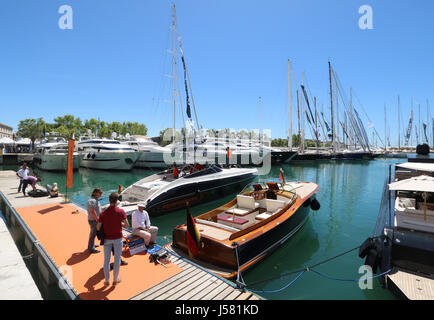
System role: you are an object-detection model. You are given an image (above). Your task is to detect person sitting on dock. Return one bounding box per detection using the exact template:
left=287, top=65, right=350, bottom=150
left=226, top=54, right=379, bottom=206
left=46, top=182, right=59, bottom=198
left=97, top=193, right=129, bottom=286
left=131, top=203, right=158, bottom=248
left=16, top=162, right=29, bottom=193
left=21, top=175, right=41, bottom=196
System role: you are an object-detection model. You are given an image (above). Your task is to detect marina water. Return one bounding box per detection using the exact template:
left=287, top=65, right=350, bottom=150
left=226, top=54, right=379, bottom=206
left=0, top=159, right=404, bottom=299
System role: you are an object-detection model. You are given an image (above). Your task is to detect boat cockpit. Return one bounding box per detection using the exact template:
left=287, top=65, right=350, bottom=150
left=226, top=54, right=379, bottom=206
left=194, top=182, right=297, bottom=235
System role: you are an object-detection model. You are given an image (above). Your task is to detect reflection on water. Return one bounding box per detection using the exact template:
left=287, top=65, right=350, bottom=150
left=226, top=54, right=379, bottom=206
left=1, top=159, right=405, bottom=299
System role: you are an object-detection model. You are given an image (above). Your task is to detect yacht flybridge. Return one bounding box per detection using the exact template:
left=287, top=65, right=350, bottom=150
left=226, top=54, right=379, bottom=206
left=77, top=139, right=140, bottom=170
left=118, top=164, right=258, bottom=216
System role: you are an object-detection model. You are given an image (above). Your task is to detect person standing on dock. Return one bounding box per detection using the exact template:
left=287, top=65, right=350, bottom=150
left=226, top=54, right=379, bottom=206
left=87, top=188, right=102, bottom=254
left=97, top=193, right=129, bottom=286
left=16, top=162, right=29, bottom=193
left=131, top=203, right=158, bottom=248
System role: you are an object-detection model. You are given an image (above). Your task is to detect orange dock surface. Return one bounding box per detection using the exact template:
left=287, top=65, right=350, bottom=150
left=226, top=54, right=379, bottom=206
left=16, top=203, right=183, bottom=300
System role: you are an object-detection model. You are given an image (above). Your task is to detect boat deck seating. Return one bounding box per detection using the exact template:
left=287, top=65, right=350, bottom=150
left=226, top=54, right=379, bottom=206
left=228, top=195, right=260, bottom=216
left=394, top=197, right=434, bottom=233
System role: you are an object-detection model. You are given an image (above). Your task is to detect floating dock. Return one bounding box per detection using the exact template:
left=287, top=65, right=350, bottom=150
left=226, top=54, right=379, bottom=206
left=0, top=217, right=42, bottom=299
left=386, top=268, right=434, bottom=300
left=0, top=170, right=261, bottom=300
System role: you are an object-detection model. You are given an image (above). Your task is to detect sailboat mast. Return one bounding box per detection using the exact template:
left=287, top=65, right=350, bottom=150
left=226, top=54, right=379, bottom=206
left=172, top=4, right=176, bottom=144
left=350, top=86, right=353, bottom=148
left=398, top=95, right=401, bottom=150
left=384, top=103, right=387, bottom=151
left=301, top=72, right=305, bottom=154
left=419, top=103, right=421, bottom=145
left=315, top=97, right=319, bottom=152
left=328, top=62, right=335, bottom=152
left=297, top=90, right=301, bottom=152
left=288, top=59, right=292, bottom=150
left=334, top=71, right=339, bottom=151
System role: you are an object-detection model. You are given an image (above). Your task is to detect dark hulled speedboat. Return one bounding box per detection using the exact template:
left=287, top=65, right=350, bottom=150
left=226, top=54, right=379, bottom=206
left=119, top=165, right=258, bottom=216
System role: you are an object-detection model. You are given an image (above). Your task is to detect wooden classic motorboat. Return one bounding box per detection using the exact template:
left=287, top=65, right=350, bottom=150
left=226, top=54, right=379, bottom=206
left=171, top=180, right=320, bottom=278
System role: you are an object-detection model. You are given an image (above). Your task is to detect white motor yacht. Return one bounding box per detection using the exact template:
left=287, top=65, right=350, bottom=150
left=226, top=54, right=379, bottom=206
left=77, top=139, right=140, bottom=170
left=123, top=136, right=171, bottom=169
left=34, top=142, right=81, bottom=171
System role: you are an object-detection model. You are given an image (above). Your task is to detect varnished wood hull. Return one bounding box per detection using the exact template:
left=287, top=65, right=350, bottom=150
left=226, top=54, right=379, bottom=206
left=172, top=203, right=312, bottom=275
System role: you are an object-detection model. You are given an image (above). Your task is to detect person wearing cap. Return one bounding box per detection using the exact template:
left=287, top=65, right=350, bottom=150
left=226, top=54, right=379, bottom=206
left=131, top=203, right=158, bottom=247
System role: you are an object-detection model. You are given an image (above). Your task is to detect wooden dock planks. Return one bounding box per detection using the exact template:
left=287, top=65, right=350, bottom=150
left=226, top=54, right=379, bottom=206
left=131, top=254, right=262, bottom=300
left=0, top=170, right=262, bottom=301
left=387, top=268, right=434, bottom=300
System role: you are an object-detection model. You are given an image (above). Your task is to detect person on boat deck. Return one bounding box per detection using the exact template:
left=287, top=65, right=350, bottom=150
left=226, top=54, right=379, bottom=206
left=22, top=175, right=41, bottom=196
left=16, top=162, right=29, bottom=193
left=97, top=193, right=129, bottom=286
left=132, top=203, right=158, bottom=247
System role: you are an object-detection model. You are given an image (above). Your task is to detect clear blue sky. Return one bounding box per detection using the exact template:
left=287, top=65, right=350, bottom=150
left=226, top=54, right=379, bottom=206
left=1, top=0, right=434, bottom=146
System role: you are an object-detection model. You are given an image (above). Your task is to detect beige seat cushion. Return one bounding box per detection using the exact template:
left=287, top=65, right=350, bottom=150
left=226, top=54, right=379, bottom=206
left=266, top=199, right=286, bottom=213
left=237, top=195, right=257, bottom=210
left=255, top=212, right=271, bottom=221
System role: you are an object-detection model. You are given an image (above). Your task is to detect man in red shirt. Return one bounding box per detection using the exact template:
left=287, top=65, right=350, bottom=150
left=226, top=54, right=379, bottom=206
left=97, top=193, right=129, bottom=286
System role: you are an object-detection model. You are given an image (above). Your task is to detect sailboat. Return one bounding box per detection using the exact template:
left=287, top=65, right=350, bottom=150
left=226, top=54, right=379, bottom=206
left=116, top=4, right=258, bottom=216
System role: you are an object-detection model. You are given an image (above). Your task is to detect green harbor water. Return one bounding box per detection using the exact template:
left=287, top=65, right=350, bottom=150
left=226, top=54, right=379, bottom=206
left=0, top=159, right=404, bottom=300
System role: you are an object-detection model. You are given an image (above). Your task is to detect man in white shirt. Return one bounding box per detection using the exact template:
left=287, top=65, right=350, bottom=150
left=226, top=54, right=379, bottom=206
left=16, top=163, right=29, bottom=193
left=131, top=203, right=158, bottom=247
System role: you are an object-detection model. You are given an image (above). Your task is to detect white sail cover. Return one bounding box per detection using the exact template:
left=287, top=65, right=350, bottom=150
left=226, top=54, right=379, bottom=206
left=397, top=162, right=434, bottom=173
left=389, top=175, right=434, bottom=192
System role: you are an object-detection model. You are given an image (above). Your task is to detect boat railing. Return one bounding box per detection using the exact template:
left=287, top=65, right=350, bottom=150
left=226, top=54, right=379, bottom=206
left=373, top=177, right=389, bottom=237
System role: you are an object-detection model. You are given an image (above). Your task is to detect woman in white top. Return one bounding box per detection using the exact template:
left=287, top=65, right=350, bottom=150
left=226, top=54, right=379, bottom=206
left=131, top=203, right=158, bottom=246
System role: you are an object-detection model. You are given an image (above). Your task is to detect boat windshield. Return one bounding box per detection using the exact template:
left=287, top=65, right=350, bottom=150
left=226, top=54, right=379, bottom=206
left=183, top=165, right=222, bottom=179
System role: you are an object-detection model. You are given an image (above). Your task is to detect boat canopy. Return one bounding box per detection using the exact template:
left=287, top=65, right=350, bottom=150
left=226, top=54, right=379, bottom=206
left=388, top=175, right=434, bottom=193
left=396, top=162, right=434, bottom=173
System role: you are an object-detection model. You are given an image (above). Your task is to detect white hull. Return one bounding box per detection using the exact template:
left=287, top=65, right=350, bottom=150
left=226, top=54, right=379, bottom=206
left=34, top=154, right=81, bottom=171
left=80, top=151, right=140, bottom=170
left=134, top=151, right=171, bottom=169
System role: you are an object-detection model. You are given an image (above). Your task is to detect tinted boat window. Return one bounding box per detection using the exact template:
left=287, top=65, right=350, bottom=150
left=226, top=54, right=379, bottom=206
left=183, top=165, right=222, bottom=179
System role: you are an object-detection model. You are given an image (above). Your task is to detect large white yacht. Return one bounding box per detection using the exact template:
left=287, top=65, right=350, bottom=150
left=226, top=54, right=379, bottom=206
left=34, top=142, right=81, bottom=171
left=122, top=136, right=172, bottom=169
left=77, top=138, right=140, bottom=170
